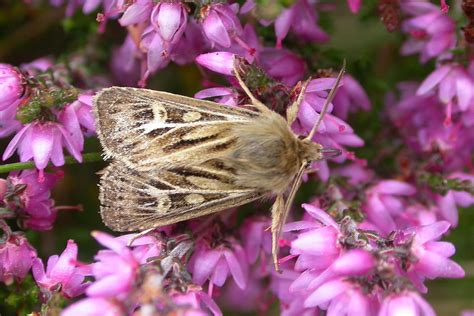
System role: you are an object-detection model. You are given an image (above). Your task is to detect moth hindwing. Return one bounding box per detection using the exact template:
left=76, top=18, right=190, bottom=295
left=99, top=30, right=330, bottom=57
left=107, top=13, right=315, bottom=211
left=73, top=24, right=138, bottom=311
left=94, top=87, right=265, bottom=231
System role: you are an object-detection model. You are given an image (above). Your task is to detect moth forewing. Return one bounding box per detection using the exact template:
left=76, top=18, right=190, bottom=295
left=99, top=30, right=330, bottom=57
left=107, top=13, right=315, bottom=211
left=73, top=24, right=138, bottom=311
left=93, top=87, right=259, bottom=171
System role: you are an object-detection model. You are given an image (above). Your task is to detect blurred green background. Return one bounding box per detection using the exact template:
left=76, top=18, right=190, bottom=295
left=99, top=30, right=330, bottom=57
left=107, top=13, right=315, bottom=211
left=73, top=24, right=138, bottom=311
left=0, top=0, right=472, bottom=314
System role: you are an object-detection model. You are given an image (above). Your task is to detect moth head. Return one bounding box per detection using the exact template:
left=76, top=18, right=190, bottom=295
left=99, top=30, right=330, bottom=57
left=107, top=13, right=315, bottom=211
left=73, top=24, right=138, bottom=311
left=299, top=138, right=342, bottom=163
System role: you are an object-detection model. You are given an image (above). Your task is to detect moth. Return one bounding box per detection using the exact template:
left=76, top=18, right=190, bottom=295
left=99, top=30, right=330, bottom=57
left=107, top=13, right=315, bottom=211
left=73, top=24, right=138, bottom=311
left=93, top=61, right=345, bottom=270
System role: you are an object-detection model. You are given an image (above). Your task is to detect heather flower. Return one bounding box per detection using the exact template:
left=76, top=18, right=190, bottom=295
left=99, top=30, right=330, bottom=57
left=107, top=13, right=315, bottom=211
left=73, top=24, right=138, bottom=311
left=274, top=0, right=329, bottom=48
left=111, top=35, right=142, bottom=86
left=333, top=75, right=371, bottom=120
left=189, top=236, right=249, bottom=291
left=0, top=102, right=21, bottom=138
left=118, top=0, right=153, bottom=26
left=33, top=240, right=90, bottom=298
left=70, top=93, right=96, bottom=136
left=220, top=270, right=268, bottom=313
left=379, top=291, right=435, bottom=316
left=271, top=268, right=319, bottom=316
left=400, top=1, right=456, bottom=63
left=260, top=48, right=306, bottom=86
left=20, top=57, right=53, bottom=75
left=150, top=1, right=187, bottom=47
left=417, top=63, right=474, bottom=113
left=436, top=173, right=474, bottom=226
left=194, top=87, right=238, bottom=106
left=0, top=63, right=25, bottom=111
left=296, top=249, right=375, bottom=292
left=304, top=278, right=377, bottom=315
left=139, top=26, right=171, bottom=84
left=61, top=297, right=124, bottom=316
left=85, top=231, right=141, bottom=299
left=170, top=288, right=223, bottom=316
left=200, top=3, right=243, bottom=48
left=363, top=180, right=416, bottom=235
left=3, top=121, right=83, bottom=176
left=332, top=162, right=374, bottom=185
left=0, top=227, right=37, bottom=285
left=195, top=52, right=235, bottom=76
left=167, top=21, right=206, bottom=66
left=289, top=204, right=341, bottom=271
left=388, top=82, right=474, bottom=171
left=6, top=169, right=62, bottom=231
left=394, top=221, right=465, bottom=292
left=239, top=217, right=272, bottom=265
left=347, top=0, right=362, bottom=13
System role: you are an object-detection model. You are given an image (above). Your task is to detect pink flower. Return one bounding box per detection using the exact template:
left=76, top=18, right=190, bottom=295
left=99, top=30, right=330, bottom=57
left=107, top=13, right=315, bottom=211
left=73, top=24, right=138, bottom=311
left=333, top=75, right=371, bottom=120
left=200, top=3, right=243, bottom=48
left=195, top=52, right=235, bottom=76
left=395, top=221, right=465, bottom=292
left=260, top=48, right=306, bottom=86
left=170, top=289, right=223, bottom=316
left=363, top=180, right=416, bottom=234
left=139, top=26, right=171, bottom=84
left=400, top=2, right=456, bottom=63
left=151, top=1, right=187, bottom=46
left=0, top=228, right=37, bottom=285
left=304, top=278, right=377, bottom=315
left=111, top=35, right=142, bottom=86
left=417, top=63, right=474, bottom=112
left=239, top=217, right=272, bottom=265
left=0, top=101, right=21, bottom=138
left=3, top=120, right=83, bottom=175
left=295, top=249, right=375, bottom=292
left=33, top=240, right=89, bottom=298
left=435, top=172, right=474, bottom=226
left=194, top=87, right=238, bottom=106
left=86, top=231, right=141, bottom=299
left=0, top=64, right=25, bottom=111
left=61, top=297, right=124, bottom=316
left=275, top=0, right=329, bottom=48
left=379, top=291, right=435, bottom=316
left=171, top=19, right=208, bottom=65
left=289, top=204, right=341, bottom=271
left=347, top=0, right=362, bottom=13
left=6, top=169, right=62, bottom=230
left=189, top=237, right=249, bottom=291
left=388, top=82, right=474, bottom=171
left=118, top=0, right=153, bottom=26
left=70, top=93, right=96, bottom=136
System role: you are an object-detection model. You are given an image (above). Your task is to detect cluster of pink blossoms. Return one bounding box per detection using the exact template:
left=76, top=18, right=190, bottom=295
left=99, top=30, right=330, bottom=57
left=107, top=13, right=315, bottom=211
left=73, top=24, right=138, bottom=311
left=1, top=0, right=473, bottom=315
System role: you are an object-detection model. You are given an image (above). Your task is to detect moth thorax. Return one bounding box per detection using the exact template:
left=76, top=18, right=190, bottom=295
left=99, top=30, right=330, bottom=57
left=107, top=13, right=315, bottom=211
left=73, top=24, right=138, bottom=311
left=298, top=139, right=323, bottom=162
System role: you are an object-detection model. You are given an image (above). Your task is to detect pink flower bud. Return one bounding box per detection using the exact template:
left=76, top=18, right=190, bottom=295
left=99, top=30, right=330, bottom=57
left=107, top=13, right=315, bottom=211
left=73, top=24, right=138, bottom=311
left=151, top=1, right=188, bottom=45
left=200, top=4, right=243, bottom=48
left=0, top=64, right=25, bottom=111
left=0, top=232, right=37, bottom=285
left=195, top=52, right=235, bottom=76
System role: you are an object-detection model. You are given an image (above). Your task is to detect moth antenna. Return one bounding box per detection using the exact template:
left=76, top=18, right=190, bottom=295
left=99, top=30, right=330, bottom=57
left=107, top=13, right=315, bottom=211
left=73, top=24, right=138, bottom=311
left=306, top=59, right=346, bottom=141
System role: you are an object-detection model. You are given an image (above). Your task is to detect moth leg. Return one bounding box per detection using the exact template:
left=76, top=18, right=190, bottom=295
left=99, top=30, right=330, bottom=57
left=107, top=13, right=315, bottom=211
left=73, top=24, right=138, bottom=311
left=271, top=194, right=286, bottom=272
left=286, top=78, right=311, bottom=125
left=232, top=60, right=270, bottom=113
left=127, top=227, right=156, bottom=247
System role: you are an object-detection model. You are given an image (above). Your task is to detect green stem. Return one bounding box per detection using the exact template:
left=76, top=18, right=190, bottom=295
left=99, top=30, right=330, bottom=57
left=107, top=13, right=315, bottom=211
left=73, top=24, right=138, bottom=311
left=0, top=152, right=103, bottom=174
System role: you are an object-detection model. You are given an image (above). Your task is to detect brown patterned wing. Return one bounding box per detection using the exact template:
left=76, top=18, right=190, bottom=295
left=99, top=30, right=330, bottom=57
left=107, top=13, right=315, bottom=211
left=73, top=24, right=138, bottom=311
left=93, top=87, right=258, bottom=171
left=99, top=160, right=264, bottom=232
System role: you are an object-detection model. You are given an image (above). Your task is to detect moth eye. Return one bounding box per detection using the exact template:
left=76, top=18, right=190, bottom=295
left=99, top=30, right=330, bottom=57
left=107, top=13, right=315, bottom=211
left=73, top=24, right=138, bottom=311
left=185, top=193, right=205, bottom=205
